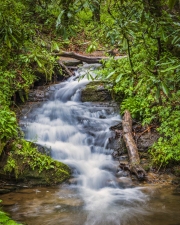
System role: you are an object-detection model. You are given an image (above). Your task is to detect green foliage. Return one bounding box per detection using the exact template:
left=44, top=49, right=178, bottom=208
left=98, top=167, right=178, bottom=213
left=0, top=107, right=18, bottom=155
left=0, top=108, right=17, bottom=140
left=149, top=108, right=180, bottom=165
left=96, top=0, right=180, bottom=166
left=86, top=42, right=98, bottom=53
left=0, top=0, right=179, bottom=171
left=0, top=0, right=60, bottom=157
left=0, top=204, right=21, bottom=225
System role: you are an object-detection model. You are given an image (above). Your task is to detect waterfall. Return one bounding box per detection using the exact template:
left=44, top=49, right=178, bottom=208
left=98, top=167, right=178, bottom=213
left=22, top=64, right=149, bottom=225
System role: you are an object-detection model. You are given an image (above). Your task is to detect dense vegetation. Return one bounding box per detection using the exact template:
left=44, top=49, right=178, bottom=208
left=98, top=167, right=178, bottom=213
left=0, top=0, right=179, bottom=168
left=96, top=0, right=180, bottom=166
left=0, top=0, right=179, bottom=223
left=0, top=0, right=179, bottom=173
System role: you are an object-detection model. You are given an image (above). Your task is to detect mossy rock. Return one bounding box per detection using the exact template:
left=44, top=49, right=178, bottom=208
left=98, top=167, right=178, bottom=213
left=81, top=81, right=112, bottom=102
left=17, top=161, right=71, bottom=186
left=0, top=139, right=71, bottom=186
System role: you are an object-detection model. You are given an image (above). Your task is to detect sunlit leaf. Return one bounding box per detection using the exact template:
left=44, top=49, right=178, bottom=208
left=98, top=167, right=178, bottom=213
left=161, top=64, right=180, bottom=72
left=115, top=74, right=123, bottom=83
left=161, top=82, right=169, bottom=97
left=106, top=71, right=115, bottom=79
left=155, top=87, right=160, bottom=102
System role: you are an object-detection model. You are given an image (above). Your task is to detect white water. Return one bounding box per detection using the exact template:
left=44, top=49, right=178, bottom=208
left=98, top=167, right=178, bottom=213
left=22, top=65, right=150, bottom=225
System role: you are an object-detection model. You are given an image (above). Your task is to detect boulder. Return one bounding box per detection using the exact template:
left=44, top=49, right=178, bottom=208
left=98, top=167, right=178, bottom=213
left=81, top=81, right=112, bottom=102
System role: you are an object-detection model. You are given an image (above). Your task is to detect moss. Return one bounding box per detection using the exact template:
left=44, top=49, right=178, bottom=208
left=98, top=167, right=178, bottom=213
left=173, top=166, right=180, bottom=177
left=1, top=139, right=70, bottom=186
left=81, top=81, right=112, bottom=102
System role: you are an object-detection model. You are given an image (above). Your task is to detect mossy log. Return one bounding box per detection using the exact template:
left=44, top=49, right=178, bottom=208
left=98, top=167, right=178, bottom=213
left=52, top=51, right=125, bottom=64
left=122, top=110, right=147, bottom=180
left=52, top=51, right=106, bottom=63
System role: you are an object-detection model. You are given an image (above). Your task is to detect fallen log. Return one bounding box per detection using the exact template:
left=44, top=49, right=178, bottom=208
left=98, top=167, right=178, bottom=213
left=52, top=51, right=125, bottom=64
left=52, top=51, right=106, bottom=63
left=122, top=110, right=147, bottom=180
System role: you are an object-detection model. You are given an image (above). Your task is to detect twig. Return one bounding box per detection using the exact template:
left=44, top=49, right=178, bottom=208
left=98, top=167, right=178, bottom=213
left=57, top=60, right=73, bottom=77
left=136, top=125, right=157, bottom=140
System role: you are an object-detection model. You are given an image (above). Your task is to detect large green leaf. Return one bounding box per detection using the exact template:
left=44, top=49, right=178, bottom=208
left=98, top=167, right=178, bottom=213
left=161, top=64, right=180, bottom=73
left=161, top=82, right=169, bottom=97
left=106, top=71, right=115, bottom=79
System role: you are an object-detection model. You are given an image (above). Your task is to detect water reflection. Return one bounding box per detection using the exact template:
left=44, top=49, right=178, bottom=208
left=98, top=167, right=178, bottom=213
left=1, top=185, right=180, bottom=225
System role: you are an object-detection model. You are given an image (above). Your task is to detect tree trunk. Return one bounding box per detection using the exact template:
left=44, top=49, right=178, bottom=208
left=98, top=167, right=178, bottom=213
left=52, top=51, right=125, bottom=63
left=122, top=110, right=147, bottom=180
left=52, top=51, right=107, bottom=63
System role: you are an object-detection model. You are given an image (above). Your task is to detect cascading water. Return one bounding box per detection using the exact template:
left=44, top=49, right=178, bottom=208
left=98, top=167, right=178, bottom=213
left=20, top=65, right=150, bottom=225
left=1, top=65, right=180, bottom=225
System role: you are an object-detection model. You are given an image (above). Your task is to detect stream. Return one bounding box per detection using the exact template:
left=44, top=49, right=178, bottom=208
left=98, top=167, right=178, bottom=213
left=1, top=64, right=180, bottom=225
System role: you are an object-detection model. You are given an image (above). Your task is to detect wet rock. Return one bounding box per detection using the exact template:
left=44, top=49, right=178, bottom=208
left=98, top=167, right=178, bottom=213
left=116, top=177, right=134, bottom=188
left=100, top=163, right=118, bottom=173
left=99, top=115, right=106, bottom=119
left=0, top=189, right=11, bottom=194
left=0, top=151, right=70, bottom=188
left=28, top=88, right=51, bottom=102
left=0, top=182, right=18, bottom=194
left=81, top=81, right=112, bottom=102
left=116, top=169, right=129, bottom=178
left=68, top=178, right=79, bottom=185
left=33, top=143, right=51, bottom=156
left=131, top=175, right=139, bottom=183
left=111, top=138, right=127, bottom=158
left=119, top=160, right=129, bottom=165
left=137, top=131, right=160, bottom=152
left=173, top=185, right=180, bottom=195
left=119, top=155, right=128, bottom=161
left=61, top=59, right=82, bottom=66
